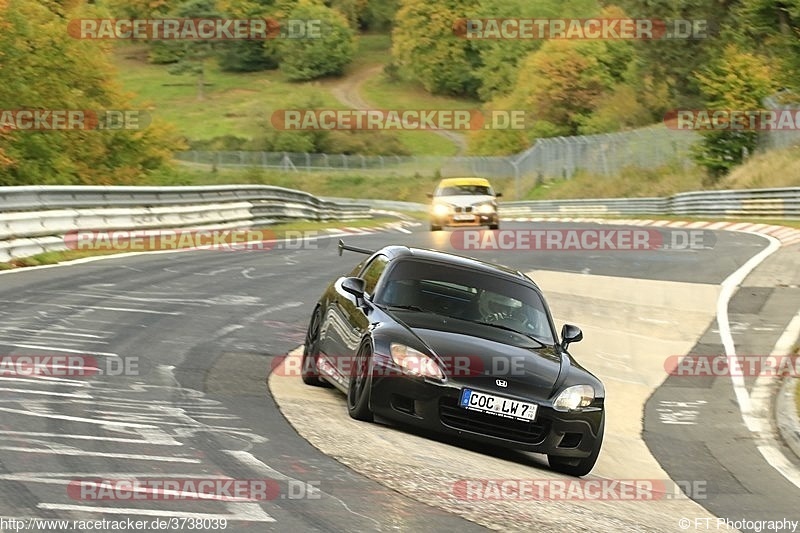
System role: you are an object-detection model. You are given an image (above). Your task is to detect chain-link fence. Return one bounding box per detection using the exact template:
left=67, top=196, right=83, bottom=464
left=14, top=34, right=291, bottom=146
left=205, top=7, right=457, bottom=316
left=176, top=125, right=699, bottom=181
left=440, top=126, right=699, bottom=182
left=174, top=150, right=448, bottom=177
left=175, top=94, right=800, bottom=183
left=759, top=93, right=800, bottom=152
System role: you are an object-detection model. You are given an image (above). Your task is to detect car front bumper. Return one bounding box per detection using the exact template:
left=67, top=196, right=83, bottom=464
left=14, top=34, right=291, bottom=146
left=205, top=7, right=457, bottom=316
left=431, top=213, right=498, bottom=227
left=369, top=365, right=603, bottom=457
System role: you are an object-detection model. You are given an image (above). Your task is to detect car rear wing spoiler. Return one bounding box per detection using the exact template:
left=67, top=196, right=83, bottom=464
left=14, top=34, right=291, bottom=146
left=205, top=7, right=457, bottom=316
left=338, top=239, right=374, bottom=256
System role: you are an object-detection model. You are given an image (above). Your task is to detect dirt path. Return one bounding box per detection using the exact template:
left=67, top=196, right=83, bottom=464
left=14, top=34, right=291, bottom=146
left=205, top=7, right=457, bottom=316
left=329, top=65, right=468, bottom=155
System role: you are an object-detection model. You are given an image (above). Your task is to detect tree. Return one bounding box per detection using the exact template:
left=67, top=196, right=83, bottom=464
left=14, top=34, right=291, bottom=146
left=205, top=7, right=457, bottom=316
left=691, top=44, right=778, bottom=180
left=279, top=0, right=356, bottom=81
left=216, top=0, right=283, bottom=72
left=166, top=0, right=223, bottom=100
left=612, top=0, right=736, bottom=108
left=361, top=0, right=398, bottom=31
left=731, top=0, right=800, bottom=92
left=507, top=40, right=615, bottom=136
left=472, top=0, right=600, bottom=101
left=0, top=0, right=181, bottom=186
left=391, top=0, right=482, bottom=97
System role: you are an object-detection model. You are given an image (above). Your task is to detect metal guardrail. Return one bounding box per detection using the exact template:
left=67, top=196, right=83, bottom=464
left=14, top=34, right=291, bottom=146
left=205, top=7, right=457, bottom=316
left=326, top=187, right=800, bottom=220
left=501, top=197, right=669, bottom=216
left=2, top=185, right=796, bottom=263
left=0, top=185, right=371, bottom=263
left=499, top=187, right=800, bottom=219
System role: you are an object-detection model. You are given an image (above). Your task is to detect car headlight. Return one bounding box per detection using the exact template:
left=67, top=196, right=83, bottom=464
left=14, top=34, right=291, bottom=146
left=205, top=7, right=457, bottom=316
left=390, top=343, right=444, bottom=379
left=475, top=202, right=496, bottom=214
left=553, top=385, right=595, bottom=410
left=432, top=203, right=451, bottom=217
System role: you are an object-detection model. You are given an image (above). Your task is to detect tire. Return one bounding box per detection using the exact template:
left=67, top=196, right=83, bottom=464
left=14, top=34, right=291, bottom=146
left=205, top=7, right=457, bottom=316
left=301, top=308, right=331, bottom=387
left=430, top=223, right=442, bottom=231
left=489, top=223, right=499, bottom=230
left=547, top=413, right=604, bottom=477
left=347, top=343, right=374, bottom=422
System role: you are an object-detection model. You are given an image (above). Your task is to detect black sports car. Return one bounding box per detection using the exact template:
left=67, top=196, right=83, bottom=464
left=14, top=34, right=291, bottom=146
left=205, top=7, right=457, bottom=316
left=301, top=240, right=605, bottom=476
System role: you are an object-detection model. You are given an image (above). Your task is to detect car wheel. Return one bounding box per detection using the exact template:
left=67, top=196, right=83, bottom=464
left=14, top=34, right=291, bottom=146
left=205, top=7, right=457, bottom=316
left=347, top=343, right=374, bottom=422
left=489, top=223, right=499, bottom=230
left=430, top=223, right=442, bottom=231
left=301, top=308, right=331, bottom=387
left=547, top=413, right=604, bottom=477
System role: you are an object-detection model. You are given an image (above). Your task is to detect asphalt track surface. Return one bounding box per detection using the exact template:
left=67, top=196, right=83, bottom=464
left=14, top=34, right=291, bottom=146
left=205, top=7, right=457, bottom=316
left=0, top=221, right=796, bottom=532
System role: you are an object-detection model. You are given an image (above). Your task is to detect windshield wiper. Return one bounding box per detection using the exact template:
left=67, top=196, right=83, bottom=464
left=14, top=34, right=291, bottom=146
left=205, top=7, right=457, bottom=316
left=383, top=305, right=460, bottom=320
left=472, top=321, right=549, bottom=347
left=384, top=304, right=432, bottom=313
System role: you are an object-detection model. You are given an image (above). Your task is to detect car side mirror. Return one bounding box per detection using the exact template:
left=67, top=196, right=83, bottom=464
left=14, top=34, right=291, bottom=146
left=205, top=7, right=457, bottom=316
left=560, top=324, right=583, bottom=350
left=495, top=192, right=503, bottom=198
left=341, top=277, right=366, bottom=299
left=338, top=276, right=368, bottom=307
left=426, top=193, right=434, bottom=198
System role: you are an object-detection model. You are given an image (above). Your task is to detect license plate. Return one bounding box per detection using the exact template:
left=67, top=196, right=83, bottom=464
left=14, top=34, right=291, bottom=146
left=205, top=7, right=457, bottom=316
left=453, top=214, right=475, bottom=221
left=459, top=389, right=538, bottom=421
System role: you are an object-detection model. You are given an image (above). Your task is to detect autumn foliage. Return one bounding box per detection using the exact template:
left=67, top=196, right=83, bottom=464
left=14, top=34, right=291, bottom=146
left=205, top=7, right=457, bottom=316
left=0, top=0, right=183, bottom=185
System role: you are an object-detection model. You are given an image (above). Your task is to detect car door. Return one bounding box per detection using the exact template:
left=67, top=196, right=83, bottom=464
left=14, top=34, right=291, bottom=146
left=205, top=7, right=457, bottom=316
left=323, top=254, right=389, bottom=385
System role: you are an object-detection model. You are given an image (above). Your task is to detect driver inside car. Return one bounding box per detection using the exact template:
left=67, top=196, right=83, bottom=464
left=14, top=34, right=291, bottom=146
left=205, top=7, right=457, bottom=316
left=478, top=291, right=537, bottom=334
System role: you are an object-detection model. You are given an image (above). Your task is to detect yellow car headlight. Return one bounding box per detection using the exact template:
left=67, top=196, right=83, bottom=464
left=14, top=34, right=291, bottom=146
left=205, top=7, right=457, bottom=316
left=476, top=203, right=496, bottom=214
left=432, top=204, right=451, bottom=217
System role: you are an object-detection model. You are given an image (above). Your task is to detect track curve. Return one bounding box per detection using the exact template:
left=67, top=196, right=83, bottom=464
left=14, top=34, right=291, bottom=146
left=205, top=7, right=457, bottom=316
left=0, top=222, right=796, bottom=532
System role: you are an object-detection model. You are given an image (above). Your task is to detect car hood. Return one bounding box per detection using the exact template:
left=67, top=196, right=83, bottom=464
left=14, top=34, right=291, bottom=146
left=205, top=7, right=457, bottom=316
left=433, top=194, right=495, bottom=208
left=393, top=311, right=565, bottom=399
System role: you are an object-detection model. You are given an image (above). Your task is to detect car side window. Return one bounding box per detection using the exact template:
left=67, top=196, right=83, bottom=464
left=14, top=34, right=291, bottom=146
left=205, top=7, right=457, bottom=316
left=359, top=255, right=389, bottom=295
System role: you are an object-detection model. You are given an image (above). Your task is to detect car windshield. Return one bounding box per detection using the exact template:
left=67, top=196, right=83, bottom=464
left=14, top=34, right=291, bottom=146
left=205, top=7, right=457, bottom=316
left=437, top=185, right=492, bottom=196
left=376, top=259, right=555, bottom=344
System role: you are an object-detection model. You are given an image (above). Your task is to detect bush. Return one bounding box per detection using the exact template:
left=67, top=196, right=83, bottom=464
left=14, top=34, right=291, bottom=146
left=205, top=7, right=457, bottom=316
left=217, top=40, right=280, bottom=72
left=279, top=2, right=356, bottom=81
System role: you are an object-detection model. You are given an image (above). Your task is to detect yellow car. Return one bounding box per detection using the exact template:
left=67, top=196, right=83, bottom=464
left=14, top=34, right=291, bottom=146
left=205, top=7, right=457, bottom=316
left=427, top=177, right=502, bottom=231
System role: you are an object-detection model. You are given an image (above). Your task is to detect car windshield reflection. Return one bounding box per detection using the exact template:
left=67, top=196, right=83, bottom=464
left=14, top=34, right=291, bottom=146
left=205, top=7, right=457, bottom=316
left=376, top=259, right=556, bottom=345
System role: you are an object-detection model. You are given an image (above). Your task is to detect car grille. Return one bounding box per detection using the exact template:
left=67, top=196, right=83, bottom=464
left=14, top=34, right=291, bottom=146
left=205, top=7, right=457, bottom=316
left=454, top=206, right=473, bottom=213
left=439, top=397, right=549, bottom=445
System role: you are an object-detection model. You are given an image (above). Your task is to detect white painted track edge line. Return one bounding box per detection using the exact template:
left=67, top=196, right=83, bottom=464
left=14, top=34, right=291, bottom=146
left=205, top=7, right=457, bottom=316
left=716, top=231, right=800, bottom=489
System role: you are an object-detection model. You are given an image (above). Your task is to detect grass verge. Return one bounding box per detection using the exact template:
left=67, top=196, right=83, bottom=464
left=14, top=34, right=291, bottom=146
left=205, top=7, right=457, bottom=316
left=0, top=217, right=398, bottom=272
left=146, top=164, right=443, bottom=202
left=344, top=33, right=393, bottom=72
left=795, top=375, right=800, bottom=416
left=795, top=344, right=800, bottom=415
left=116, top=44, right=343, bottom=141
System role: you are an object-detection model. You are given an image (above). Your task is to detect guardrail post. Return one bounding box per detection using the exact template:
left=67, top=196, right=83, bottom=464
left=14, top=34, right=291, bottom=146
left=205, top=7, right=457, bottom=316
left=511, top=160, right=520, bottom=199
